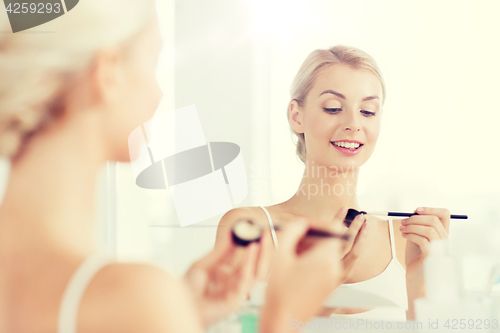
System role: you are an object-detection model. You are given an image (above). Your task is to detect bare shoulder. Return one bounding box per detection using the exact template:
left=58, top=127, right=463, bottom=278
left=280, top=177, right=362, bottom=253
left=79, top=262, right=203, bottom=333
left=215, top=206, right=269, bottom=243
left=218, top=206, right=266, bottom=226
left=218, top=203, right=294, bottom=228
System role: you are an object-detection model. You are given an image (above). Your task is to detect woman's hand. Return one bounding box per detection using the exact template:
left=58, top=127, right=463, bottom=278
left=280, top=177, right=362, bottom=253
left=401, top=207, right=450, bottom=319
left=313, top=211, right=369, bottom=317
left=184, top=227, right=264, bottom=328
left=260, top=209, right=346, bottom=333
left=295, top=209, right=369, bottom=285
left=401, top=207, right=450, bottom=272
left=214, top=208, right=274, bottom=283
left=339, top=212, right=370, bottom=283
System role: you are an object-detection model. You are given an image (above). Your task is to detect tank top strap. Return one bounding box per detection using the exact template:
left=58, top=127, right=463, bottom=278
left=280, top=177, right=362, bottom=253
left=258, top=206, right=278, bottom=249
left=58, top=253, right=114, bottom=333
left=388, top=219, right=397, bottom=259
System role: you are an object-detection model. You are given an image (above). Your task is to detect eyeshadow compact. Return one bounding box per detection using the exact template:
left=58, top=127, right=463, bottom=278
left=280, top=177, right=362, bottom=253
left=231, top=219, right=263, bottom=246
left=343, top=208, right=367, bottom=228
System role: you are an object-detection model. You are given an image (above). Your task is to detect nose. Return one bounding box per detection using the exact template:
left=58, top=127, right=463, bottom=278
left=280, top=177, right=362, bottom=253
left=344, top=125, right=360, bottom=132
left=342, top=110, right=361, bottom=132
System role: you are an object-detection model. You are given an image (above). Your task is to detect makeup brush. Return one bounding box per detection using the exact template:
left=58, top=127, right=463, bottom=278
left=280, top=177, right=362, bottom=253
left=230, top=219, right=263, bottom=266
left=272, top=225, right=350, bottom=241
left=343, top=208, right=468, bottom=227
left=230, top=220, right=349, bottom=266
left=232, top=218, right=351, bottom=242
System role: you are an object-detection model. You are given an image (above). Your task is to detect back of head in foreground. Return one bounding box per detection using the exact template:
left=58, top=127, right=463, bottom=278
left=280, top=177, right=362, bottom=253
left=0, top=1, right=197, bottom=332
left=0, top=2, right=345, bottom=332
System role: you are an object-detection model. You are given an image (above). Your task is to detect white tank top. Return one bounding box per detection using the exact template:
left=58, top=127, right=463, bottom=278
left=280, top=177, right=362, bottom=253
left=58, top=254, right=113, bottom=333
left=258, top=206, right=408, bottom=321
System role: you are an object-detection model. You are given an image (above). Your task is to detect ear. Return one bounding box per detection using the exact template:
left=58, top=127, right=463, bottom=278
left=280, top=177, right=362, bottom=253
left=289, top=100, right=304, bottom=134
left=89, top=47, right=126, bottom=108
left=85, top=48, right=130, bottom=160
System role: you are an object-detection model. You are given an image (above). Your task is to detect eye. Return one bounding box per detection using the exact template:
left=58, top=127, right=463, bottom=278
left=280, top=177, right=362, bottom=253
left=361, top=110, right=376, bottom=117
left=324, top=108, right=342, bottom=114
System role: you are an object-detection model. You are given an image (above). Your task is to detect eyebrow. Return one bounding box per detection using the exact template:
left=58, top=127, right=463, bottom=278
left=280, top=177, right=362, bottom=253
left=319, top=90, right=380, bottom=102
left=319, top=90, right=345, bottom=99
left=361, top=95, right=380, bottom=102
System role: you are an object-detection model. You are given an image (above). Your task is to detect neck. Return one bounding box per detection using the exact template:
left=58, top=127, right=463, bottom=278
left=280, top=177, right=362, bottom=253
left=0, top=110, right=107, bottom=260
left=286, top=159, right=361, bottom=222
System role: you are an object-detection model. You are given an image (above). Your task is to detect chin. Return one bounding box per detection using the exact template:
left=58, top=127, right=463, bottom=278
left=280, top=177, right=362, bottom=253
left=332, top=151, right=374, bottom=170
left=118, top=149, right=134, bottom=163
left=107, top=144, right=134, bottom=163
left=332, top=162, right=362, bottom=172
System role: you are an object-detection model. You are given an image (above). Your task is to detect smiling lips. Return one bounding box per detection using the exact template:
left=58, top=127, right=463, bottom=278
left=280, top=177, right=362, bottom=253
left=330, top=140, right=364, bottom=155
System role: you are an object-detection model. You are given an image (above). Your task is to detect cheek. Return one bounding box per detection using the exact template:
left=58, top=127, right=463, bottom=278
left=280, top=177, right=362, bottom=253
left=138, top=70, right=162, bottom=115
left=365, top=119, right=381, bottom=143
left=114, top=73, right=161, bottom=161
left=126, top=71, right=162, bottom=125
left=305, top=113, right=335, bottom=139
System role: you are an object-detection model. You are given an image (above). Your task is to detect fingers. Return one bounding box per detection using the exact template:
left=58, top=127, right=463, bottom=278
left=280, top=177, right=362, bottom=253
left=342, top=213, right=366, bottom=256
left=190, top=225, right=260, bottom=295
left=277, top=218, right=309, bottom=253
left=299, top=232, right=345, bottom=289
left=207, top=262, right=234, bottom=296
left=414, top=207, right=451, bottom=232
left=255, top=231, right=273, bottom=280
left=305, top=228, right=344, bottom=259
left=400, top=223, right=442, bottom=242
left=402, top=214, right=448, bottom=239
left=342, top=221, right=369, bottom=280
left=347, top=212, right=366, bottom=235
left=208, top=243, right=258, bottom=296
left=331, top=207, right=349, bottom=229
left=345, top=219, right=369, bottom=261
left=184, top=266, right=208, bottom=297
left=234, top=242, right=260, bottom=296
left=402, top=233, right=430, bottom=257
left=415, top=207, right=450, bottom=220
left=194, top=228, right=234, bottom=270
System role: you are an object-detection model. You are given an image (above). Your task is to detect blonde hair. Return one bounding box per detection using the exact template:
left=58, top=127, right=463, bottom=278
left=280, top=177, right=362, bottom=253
left=288, top=45, right=386, bottom=163
left=0, top=0, right=155, bottom=159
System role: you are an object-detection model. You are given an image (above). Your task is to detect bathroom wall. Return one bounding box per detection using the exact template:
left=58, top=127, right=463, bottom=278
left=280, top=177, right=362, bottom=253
left=112, top=0, right=500, bottom=287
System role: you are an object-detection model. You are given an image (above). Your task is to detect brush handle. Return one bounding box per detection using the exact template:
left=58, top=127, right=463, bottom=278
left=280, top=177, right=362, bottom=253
left=273, top=225, right=350, bottom=241
left=305, top=229, right=350, bottom=241
left=450, top=214, right=468, bottom=219
left=387, top=212, right=468, bottom=219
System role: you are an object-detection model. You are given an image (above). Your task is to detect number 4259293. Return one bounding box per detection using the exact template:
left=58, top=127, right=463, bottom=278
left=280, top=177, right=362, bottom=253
left=6, top=2, right=62, bottom=14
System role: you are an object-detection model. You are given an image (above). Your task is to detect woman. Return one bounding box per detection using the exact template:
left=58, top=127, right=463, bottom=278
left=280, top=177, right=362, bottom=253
left=0, top=1, right=345, bottom=332
left=216, top=45, right=451, bottom=321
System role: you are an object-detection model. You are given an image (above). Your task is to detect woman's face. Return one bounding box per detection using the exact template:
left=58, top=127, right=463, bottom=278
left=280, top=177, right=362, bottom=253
left=103, top=19, right=163, bottom=162
left=291, top=64, right=383, bottom=171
